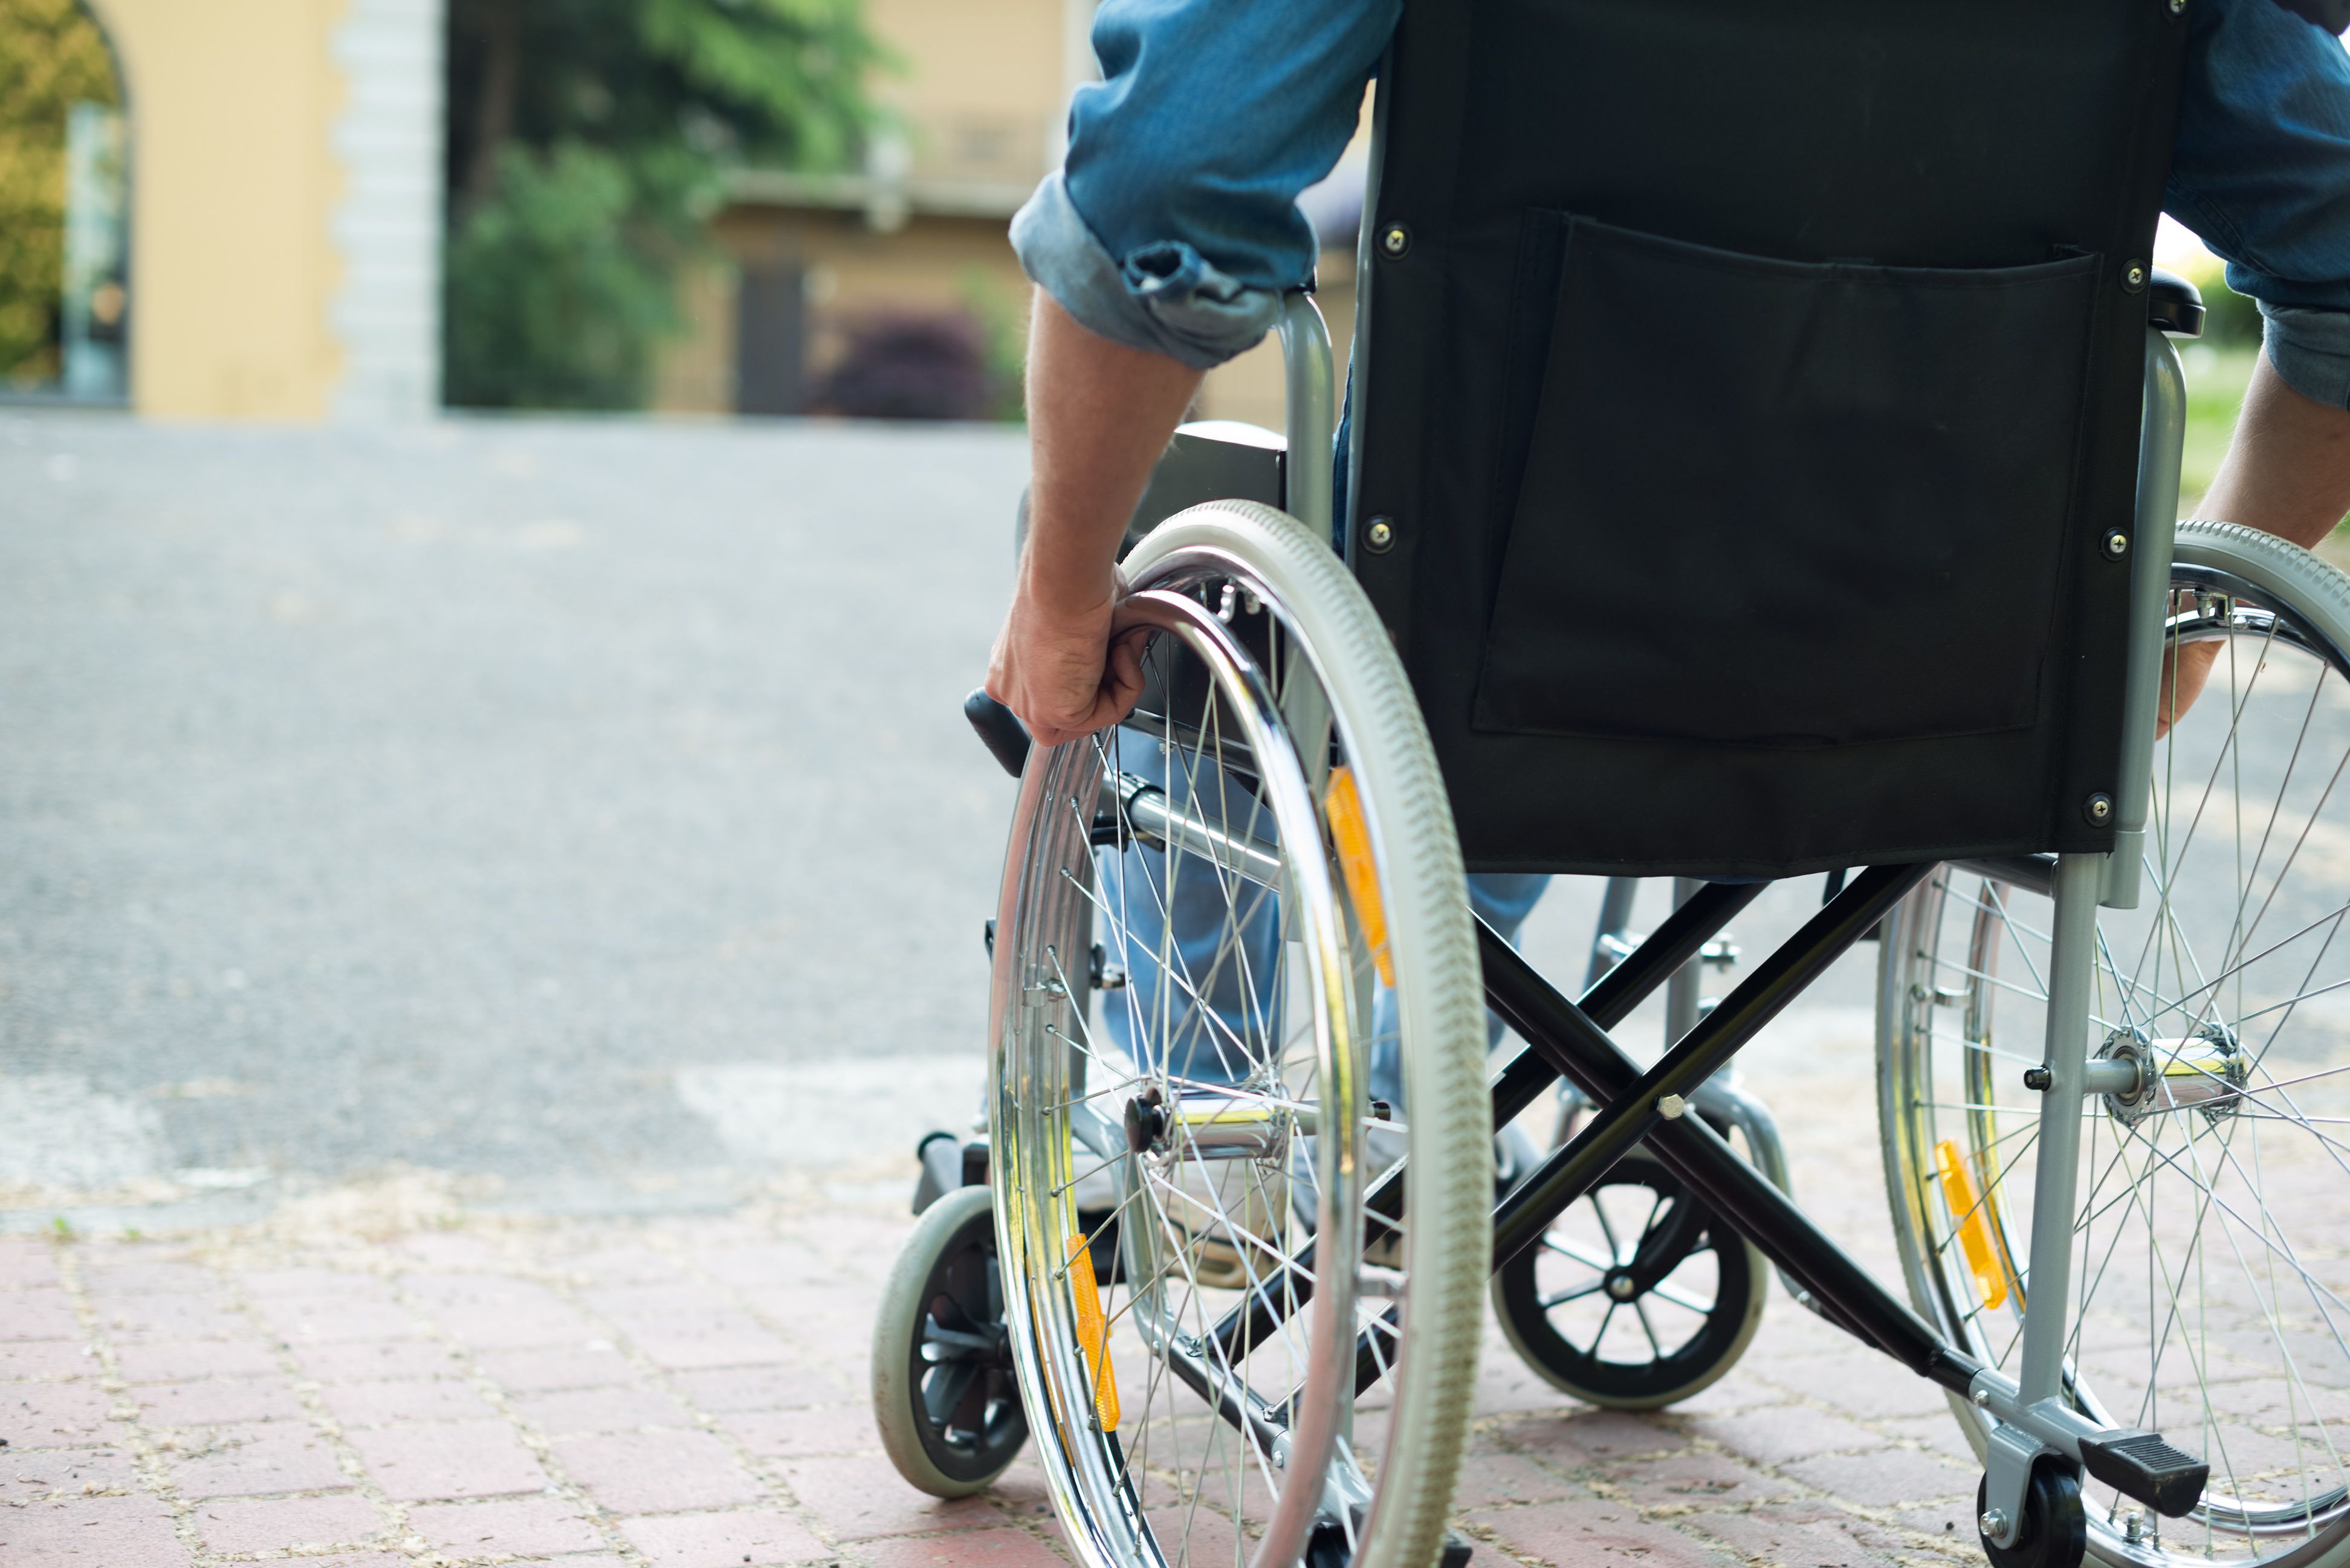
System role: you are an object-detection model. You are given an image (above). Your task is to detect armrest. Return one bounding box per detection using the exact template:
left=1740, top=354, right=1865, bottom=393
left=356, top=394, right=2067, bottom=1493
left=2149, top=266, right=2205, bottom=339
left=1121, top=422, right=1287, bottom=558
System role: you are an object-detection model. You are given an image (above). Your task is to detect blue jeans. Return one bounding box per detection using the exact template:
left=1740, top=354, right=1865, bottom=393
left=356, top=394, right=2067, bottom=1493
left=1094, top=729, right=1550, bottom=1112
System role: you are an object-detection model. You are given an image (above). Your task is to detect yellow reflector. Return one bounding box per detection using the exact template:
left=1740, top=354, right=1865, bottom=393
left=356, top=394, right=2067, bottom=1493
left=1324, top=766, right=1393, bottom=986
left=1935, top=1138, right=2012, bottom=1311
left=1067, top=1233, right=1119, bottom=1431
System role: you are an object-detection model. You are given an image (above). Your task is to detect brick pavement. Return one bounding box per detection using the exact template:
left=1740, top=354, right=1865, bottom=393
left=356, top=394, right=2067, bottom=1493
left=0, top=1134, right=1992, bottom=1568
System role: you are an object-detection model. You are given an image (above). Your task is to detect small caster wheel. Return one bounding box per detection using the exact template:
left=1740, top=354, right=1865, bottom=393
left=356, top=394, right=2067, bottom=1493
left=1978, top=1466, right=2086, bottom=1568
left=871, top=1185, right=1026, bottom=1496
left=1491, top=1149, right=1766, bottom=1410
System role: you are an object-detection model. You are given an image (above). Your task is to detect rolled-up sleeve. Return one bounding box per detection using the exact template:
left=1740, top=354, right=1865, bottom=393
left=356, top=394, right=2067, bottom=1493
left=2263, top=302, right=2350, bottom=407
left=1011, top=0, right=1397, bottom=370
left=2168, top=0, right=2350, bottom=404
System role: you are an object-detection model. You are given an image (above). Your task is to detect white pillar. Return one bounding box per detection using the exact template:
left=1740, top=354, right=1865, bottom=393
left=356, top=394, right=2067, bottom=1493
left=329, top=0, right=444, bottom=420
left=1050, top=0, right=1098, bottom=169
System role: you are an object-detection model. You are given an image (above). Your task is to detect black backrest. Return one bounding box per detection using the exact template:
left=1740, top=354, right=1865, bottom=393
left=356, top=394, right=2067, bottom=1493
left=1348, top=0, right=2189, bottom=877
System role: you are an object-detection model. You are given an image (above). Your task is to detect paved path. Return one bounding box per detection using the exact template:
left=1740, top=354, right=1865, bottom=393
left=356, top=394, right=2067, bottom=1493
left=1, top=413, right=1025, bottom=1219
left=2, top=1144, right=1987, bottom=1568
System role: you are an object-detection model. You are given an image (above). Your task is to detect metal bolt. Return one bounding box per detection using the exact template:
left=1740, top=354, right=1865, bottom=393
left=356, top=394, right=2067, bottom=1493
left=2125, top=1512, right=2146, bottom=1544
left=2168, top=0, right=2184, bottom=13
left=1379, top=224, right=1411, bottom=259
left=1607, top=1274, right=1639, bottom=1300
left=2086, top=792, right=2115, bottom=825
left=1971, top=1387, right=1992, bottom=1407
left=1657, top=1093, right=1687, bottom=1120
left=2124, top=260, right=2149, bottom=292
left=2104, top=529, right=2130, bottom=560
left=1981, top=1509, right=2011, bottom=1539
left=1364, top=517, right=1397, bottom=553
left=2024, top=1065, right=2053, bottom=1092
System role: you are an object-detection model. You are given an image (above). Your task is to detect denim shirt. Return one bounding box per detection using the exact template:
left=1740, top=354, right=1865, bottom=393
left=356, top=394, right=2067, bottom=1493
left=1011, top=0, right=2350, bottom=407
left=1010, top=0, right=1395, bottom=371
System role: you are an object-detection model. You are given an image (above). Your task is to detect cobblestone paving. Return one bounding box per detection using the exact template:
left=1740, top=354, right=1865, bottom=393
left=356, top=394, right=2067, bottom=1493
left=2, top=1125, right=1991, bottom=1568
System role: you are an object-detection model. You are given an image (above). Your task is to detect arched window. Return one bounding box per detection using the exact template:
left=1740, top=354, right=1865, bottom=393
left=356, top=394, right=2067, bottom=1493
left=0, top=0, right=128, bottom=402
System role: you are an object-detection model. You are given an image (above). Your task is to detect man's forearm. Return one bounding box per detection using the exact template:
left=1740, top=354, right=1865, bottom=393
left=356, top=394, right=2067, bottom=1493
left=1021, top=291, right=1205, bottom=616
left=2202, top=350, right=2350, bottom=548
left=2158, top=346, right=2350, bottom=736
left=983, top=292, right=1206, bottom=747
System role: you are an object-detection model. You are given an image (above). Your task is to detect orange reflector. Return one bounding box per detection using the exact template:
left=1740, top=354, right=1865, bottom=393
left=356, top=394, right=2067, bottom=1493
left=1067, top=1233, right=1119, bottom=1431
left=1935, top=1138, right=2012, bottom=1311
left=1324, top=766, right=1392, bottom=986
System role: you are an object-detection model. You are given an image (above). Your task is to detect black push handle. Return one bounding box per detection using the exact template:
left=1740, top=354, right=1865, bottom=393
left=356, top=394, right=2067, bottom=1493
left=965, top=689, right=1032, bottom=779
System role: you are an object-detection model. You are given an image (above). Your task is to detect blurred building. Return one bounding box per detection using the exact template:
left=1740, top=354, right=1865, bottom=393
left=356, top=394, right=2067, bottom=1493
left=649, top=0, right=1361, bottom=429
left=7, top=0, right=443, bottom=419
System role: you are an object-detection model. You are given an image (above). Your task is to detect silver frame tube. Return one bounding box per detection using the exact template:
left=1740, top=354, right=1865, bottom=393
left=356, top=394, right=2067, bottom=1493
left=1279, top=291, right=1336, bottom=546
left=2104, top=330, right=2187, bottom=910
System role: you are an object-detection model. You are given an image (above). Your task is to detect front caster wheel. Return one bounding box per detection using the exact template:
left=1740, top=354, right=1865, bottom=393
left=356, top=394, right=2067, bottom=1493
left=871, top=1184, right=1026, bottom=1497
left=1979, top=1467, right=2088, bottom=1568
left=1491, top=1149, right=1766, bottom=1410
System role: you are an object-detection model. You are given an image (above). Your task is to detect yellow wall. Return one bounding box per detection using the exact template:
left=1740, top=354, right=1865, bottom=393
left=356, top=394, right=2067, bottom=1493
left=866, top=0, right=1063, bottom=187
left=88, top=0, right=343, bottom=418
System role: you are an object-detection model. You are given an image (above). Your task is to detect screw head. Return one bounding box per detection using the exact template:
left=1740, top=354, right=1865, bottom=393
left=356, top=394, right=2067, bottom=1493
left=2168, top=0, right=2184, bottom=13
left=1379, top=224, right=1411, bottom=258
left=2086, top=792, right=2115, bottom=825
left=1606, top=1274, right=1639, bottom=1300
left=1364, top=517, right=1397, bottom=553
left=1656, top=1092, right=1688, bottom=1120
left=2024, top=1065, right=2053, bottom=1092
left=2104, top=529, right=2131, bottom=560
left=2124, top=260, right=2149, bottom=292
left=1981, top=1509, right=2011, bottom=1539
left=1971, top=1387, right=1992, bottom=1407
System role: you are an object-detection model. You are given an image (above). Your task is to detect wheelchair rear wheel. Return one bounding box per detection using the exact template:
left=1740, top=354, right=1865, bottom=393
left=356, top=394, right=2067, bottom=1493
left=1882, top=522, right=2350, bottom=1568
left=988, top=502, right=1491, bottom=1568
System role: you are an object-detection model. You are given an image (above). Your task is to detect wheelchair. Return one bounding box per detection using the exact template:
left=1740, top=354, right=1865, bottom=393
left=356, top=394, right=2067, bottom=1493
left=871, top=4, right=2350, bottom=1566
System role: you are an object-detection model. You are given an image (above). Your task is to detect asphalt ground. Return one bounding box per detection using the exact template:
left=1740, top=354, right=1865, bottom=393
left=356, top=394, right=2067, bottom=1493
left=0, top=414, right=1882, bottom=1231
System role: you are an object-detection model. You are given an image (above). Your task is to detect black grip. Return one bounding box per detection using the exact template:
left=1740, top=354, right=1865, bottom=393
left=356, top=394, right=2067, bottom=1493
left=965, top=689, right=1032, bottom=779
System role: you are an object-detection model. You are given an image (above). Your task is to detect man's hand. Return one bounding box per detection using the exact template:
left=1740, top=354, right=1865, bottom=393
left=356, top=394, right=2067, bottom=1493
left=989, top=291, right=1203, bottom=749
left=986, top=579, right=1149, bottom=747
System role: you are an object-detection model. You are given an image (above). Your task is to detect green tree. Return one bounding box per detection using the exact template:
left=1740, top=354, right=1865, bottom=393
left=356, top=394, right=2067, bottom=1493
left=444, top=0, right=885, bottom=410
left=0, top=0, right=119, bottom=384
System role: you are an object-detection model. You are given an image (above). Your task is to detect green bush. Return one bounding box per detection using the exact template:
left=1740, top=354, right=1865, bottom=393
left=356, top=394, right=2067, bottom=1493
left=442, top=0, right=889, bottom=411
left=443, top=144, right=681, bottom=409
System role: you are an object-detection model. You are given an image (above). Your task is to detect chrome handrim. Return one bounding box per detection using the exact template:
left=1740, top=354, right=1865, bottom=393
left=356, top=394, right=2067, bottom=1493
left=992, top=576, right=1387, bottom=1568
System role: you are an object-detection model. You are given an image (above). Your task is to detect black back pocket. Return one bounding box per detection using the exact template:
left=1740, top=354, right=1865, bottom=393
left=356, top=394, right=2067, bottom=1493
left=1471, top=214, right=2100, bottom=749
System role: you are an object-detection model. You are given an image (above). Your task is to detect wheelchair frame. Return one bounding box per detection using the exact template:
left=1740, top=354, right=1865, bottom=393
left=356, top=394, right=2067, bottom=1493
left=1141, top=289, right=2207, bottom=1549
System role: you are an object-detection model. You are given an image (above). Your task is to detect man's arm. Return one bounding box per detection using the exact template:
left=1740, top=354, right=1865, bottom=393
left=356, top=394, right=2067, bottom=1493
left=2201, top=350, right=2350, bottom=544
left=984, top=292, right=1203, bottom=747
left=2161, top=350, right=2350, bottom=734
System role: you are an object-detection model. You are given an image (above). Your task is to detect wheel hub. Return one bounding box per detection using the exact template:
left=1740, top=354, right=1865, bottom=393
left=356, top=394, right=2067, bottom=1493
left=1122, top=1085, right=1298, bottom=1161
left=2097, top=1023, right=2247, bottom=1128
